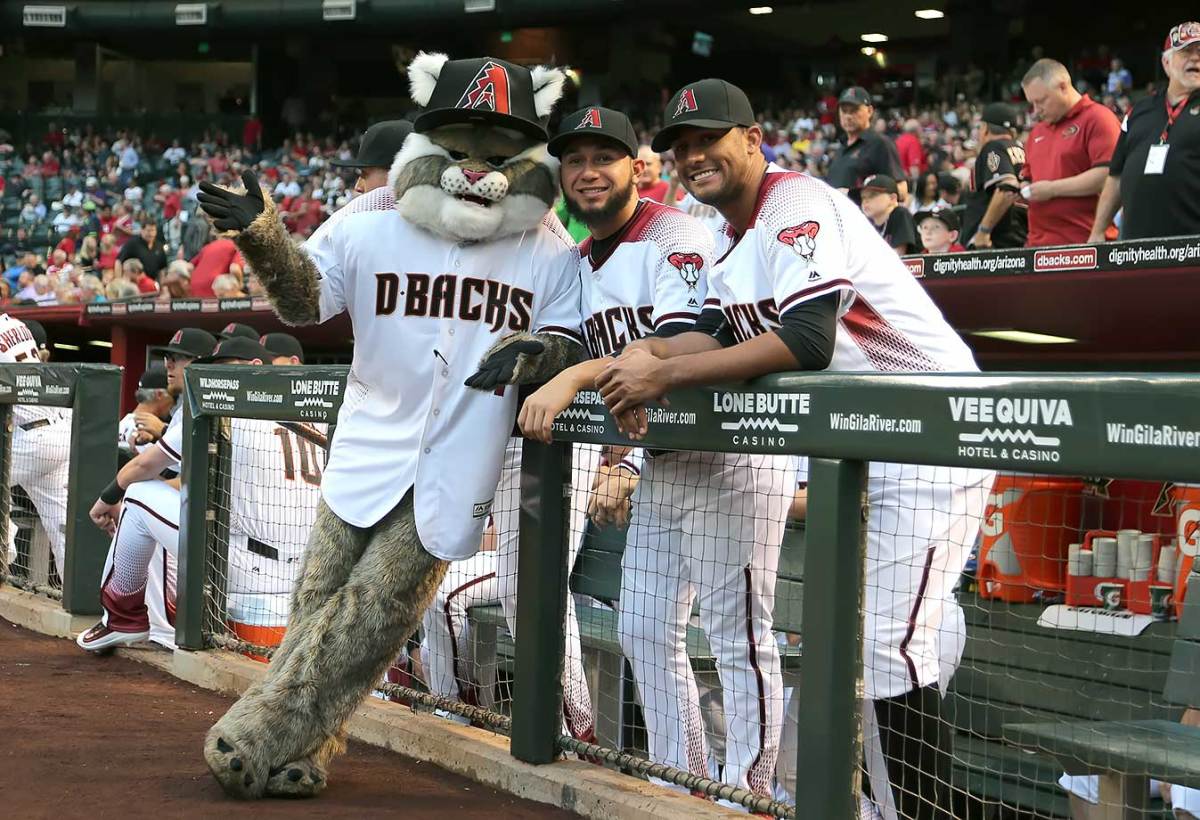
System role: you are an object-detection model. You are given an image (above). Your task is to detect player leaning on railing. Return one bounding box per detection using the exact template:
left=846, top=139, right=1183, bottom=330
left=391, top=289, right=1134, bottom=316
left=593, top=80, right=994, bottom=820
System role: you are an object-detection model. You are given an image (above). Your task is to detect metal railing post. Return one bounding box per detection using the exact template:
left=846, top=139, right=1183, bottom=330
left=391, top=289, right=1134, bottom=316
left=175, top=402, right=214, bottom=650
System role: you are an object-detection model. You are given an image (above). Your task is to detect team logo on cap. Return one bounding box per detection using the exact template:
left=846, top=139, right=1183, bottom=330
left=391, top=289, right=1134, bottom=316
left=667, top=252, right=704, bottom=290
left=777, top=221, right=820, bottom=261
left=456, top=61, right=511, bottom=114
left=223, top=322, right=237, bottom=334
left=576, top=108, right=603, bottom=129
left=673, top=88, right=699, bottom=118
left=170, top=330, right=184, bottom=345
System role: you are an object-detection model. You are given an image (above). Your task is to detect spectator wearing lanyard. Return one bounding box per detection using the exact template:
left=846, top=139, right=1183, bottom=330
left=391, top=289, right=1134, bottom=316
left=827, top=87, right=907, bottom=203
left=1021, top=59, right=1121, bottom=246
left=1090, top=22, right=1200, bottom=242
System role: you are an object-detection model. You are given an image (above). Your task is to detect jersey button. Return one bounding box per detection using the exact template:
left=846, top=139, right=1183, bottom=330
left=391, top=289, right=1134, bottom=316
left=448, top=328, right=455, bottom=336
left=433, top=409, right=440, bottom=416
left=441, top=368, right=449, bottom=377
left=424, top=447, right=431, bottom=454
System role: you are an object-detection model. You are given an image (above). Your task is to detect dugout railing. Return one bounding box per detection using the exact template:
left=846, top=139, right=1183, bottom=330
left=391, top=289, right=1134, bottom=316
left=0, top=363, right=120, bottom=612
left=175, top=365, right=1200, bottom=819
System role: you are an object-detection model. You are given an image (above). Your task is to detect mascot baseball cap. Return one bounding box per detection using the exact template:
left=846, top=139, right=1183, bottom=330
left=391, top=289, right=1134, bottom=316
left=915, top=207, right=961, bottom=232
left=218, top=322, right=260, bottom=341
left=194, top=336, right=273, bottom=364
left=331, top=120, right=414, bottom=169
left=149, top=327, right=219, bottom=359
left=652, top=79, right=757, bottom=152
left=1164, top=21, right=1200, bottom=54
left=260, top=332, right=305, bottom=363
left=981, top=102, right=1019, bottom=130
left=412, top=55, right=554, bottom=141
left=547, top=107, right=639, bottom=158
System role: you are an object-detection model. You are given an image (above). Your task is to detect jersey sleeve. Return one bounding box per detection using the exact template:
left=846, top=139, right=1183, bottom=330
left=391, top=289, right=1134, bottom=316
left=978, top=143, right=1018, bottom=190
left=759, top=180, right=857, bottom=316
left=650, top=213, right=713, bottom=330
left=156, top=412, right=183, bottom=468
left=301, top=219, right=347, bottom=323
left=1086, top=107, right=1121, bottom=168
left=532, top=245, right=584, bottom=346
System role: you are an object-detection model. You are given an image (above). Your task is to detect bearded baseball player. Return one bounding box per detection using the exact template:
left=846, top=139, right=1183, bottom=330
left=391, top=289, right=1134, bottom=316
left=1, top=315, right=72, bottom=583
left=518, top=106, right=795, bottom=799
left=596, top=80, right=993, bottom=820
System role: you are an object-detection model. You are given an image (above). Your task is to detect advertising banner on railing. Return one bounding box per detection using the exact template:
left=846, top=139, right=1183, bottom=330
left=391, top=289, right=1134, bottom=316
left=0, top=364, right=79, bottom=407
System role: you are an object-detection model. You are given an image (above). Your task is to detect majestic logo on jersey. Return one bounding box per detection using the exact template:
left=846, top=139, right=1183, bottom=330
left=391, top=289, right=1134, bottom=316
left=375, top=272, right=533, bottom=333
left=673, top=88, right=699, bottom=118
left=777, top=221, right=820, bottom=261
left=576, top=108, right=602, bottom=129
left=667, top=252, right=704, bottom=290
left=456, top=61, right=511, bottom=114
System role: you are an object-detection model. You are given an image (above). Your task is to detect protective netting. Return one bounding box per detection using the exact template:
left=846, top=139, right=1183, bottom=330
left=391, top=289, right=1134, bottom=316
left=4, top=404, right=71, bottom=598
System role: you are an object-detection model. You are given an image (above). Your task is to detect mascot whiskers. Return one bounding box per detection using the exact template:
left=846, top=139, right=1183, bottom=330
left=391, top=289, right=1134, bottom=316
left=195, top=53, right=580, bottom=799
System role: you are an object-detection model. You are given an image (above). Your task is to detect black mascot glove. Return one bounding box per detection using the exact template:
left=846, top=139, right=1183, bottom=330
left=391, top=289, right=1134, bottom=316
left=197, top=169, right=266, bottom=233
left=465, top=340, right=544, bottom=390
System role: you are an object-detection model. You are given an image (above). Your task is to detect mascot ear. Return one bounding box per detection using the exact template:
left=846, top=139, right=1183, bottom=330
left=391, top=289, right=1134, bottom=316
left=531, top=65, right=567, bottom=119
left=409, top=52, right=449, bottom=107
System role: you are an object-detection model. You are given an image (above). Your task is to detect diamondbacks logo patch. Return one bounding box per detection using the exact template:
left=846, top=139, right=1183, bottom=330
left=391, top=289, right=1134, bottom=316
left=667, top=252, right=704, bottom=290
left=674, top=88, right=699, bottom=118
left=576, top=108, right=602, bottom=129
left=456, top=61, right=511, bottom=114
left=777, top=221, right=820, bottom=261
left=170, top=330, right=184, bottom=345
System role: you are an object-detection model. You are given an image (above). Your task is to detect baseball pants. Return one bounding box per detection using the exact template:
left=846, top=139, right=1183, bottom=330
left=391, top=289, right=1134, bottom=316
left=421, top=551, right=498, bottom=704
left=617, top=451, right=794, bottom=797
left=9, top=417, right=72, bottom=577
left=98, top=480, right=180, bottom=638
left=491, top=438, right=600, bottom=741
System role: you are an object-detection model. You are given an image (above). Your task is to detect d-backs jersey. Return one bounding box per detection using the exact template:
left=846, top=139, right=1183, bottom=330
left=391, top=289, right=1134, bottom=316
left=707, top=165, right=977, bottom=374
left=673, top=191, right=727, bottom=246
left=227, top=418, right=324, bottom=559
left=0, top=313, right=67, bottom=428
left=578, top=200, right=714, bottom=358
left=304, top=185, right=583, bottom=560
left=155, top=402, right=184, bottom=469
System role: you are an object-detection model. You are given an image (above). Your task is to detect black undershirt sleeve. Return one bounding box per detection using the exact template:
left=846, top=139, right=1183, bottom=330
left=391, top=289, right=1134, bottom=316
left=651, top=321, right=697, bottom=339
left=691, top=307, right=737, bottom=348
left=772, top=292, right=839, bottom=370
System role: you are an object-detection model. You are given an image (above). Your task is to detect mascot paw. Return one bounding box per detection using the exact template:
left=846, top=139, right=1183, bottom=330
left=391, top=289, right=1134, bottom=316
left=465, top=337, right=544, bottom=389
left=265, top=758, right=327, bottom=799
left=205, top=726, right=270, bottom=800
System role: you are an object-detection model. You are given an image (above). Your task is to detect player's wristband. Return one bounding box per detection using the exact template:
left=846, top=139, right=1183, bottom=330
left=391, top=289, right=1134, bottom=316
left=976, top=224, right=992, bottom=235
left=100, top=479, right=126, bottom=505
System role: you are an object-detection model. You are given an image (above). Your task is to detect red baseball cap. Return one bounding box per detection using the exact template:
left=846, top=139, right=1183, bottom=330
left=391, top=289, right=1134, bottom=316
left=1164, top=22, right=1200, bottom=55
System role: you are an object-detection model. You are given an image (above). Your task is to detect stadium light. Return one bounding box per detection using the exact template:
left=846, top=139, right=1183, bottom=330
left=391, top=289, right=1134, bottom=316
left=861, top=33, right=889, bottom=43
left=914, top=9, right=945, bottom=19
left=23, top=5, right=68, bottom=27
left=970, top=330, right=1078, bottom=345
left=53, top=343, right=81, bottom=352
left=175, top=4, right=208, bottom=26
left=860, top=47, right=877, bottom=56
left=323, top=0, right=356, bottom=20
left=464, top=0, right=496, bottom=11
left=748, top=6, right=774, bottom=14
left=88, top=340, right=114, bottom=348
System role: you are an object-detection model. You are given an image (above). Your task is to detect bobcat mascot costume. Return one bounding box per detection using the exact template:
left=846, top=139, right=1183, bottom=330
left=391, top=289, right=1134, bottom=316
left=195, top=53, right=581, bottom=799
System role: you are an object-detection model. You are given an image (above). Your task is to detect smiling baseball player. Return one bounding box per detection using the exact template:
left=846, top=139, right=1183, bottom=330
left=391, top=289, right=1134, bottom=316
left=595, top=80, right=993, bottom=820
left=519, top=106, right=795, bottom=799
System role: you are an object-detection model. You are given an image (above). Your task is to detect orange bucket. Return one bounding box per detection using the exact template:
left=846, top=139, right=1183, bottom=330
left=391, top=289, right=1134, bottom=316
left=978, top=474, right=1084, bottom=602
left=229, top=621, right=286, bottom=663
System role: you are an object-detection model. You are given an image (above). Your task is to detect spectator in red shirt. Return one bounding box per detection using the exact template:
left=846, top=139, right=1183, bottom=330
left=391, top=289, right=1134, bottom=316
left=189, top=236, right=245, bottom=298
left=895, top=119, right=927, bottom=180
left=243, top=116, right=263, bottom=152
left=122, top=258, right=159, bottom=294
left=155, top=183, right=182, bottom=220
left=635, top=145, right=669, bottom=202
left=111, top=203, right=135, bottom=248
left=97, top=234, right=119, bottom=276
left=208, top=150, right=230, bottom=177
left=1021, top=58, right=1121, bottom=246
left=39, top=151, right=60, bottom=177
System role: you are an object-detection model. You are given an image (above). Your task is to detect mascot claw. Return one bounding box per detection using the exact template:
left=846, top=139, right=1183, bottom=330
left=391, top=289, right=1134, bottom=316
left=205, top=727, right=271, bottom=799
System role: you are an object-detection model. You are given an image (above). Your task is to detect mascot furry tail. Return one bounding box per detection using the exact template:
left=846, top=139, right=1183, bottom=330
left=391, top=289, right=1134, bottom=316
left=195, top=52, right=571, bottom=799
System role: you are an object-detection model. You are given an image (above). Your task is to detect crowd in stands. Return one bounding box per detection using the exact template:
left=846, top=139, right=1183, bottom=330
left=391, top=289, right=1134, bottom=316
left=3, top=26, right=1198, bottom=307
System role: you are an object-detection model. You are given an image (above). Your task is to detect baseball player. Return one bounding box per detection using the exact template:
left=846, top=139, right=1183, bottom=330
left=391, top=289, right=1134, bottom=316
left=519, top=106, right=796, bottom=799
left=117, top=364, right=174, bottom=457
left=596, top=80, right=993, bottom=820
left=77, top=327, right=218, bottom=652
left=2, top=315, right=72, bottom=582
left=331, top=120, right=414, bottom=196
left=218, top=322, right=261, bottom=342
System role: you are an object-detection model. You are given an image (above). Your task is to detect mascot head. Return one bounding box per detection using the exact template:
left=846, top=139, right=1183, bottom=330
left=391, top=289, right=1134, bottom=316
left=389, top=53, right=566, bottom=242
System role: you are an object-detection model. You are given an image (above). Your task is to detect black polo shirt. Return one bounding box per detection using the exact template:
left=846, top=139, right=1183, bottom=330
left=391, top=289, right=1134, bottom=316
left=876, top=206, right=917, bottom=252
left=117, top=235, right=168, bottom=279
left=827, top=131, right=904, bottom=198
left=1110, top=89, right=1200, bottom=240
left=962, top=136, right=1028, bottom=248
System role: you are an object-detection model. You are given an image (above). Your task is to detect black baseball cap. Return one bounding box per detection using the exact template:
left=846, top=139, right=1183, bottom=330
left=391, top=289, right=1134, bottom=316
left=652, top=79, right=757, bottom=152
left=194, top=336, right=273, bottom=364
left=548, top=106, right=639, bottom=158
left=861, top=174, right=899, bottom=196
left=838, top=87, right=873, bottom=107
left=981, top=102, right=1019, bottom=130
left=260, top=332, right=305, bottom=363
left=330, top=120, right=414, bottom=169
left=137, top=364, right=168, bottom=391
left=916, top=207, right=961, bottom=232
left=20, top=318, right=47, bottom=349
left=218, top=322, right=260, bottom=341
left=149, top=327, right=219, bottom=359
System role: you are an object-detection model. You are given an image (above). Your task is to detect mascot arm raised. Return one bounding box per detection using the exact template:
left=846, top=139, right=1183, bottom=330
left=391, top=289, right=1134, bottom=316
left=197, top=170, right=322, bottom=326
left=465, top=332, right=584, bottom=391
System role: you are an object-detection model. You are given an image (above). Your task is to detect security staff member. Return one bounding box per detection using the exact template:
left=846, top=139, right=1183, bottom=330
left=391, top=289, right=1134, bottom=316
left=827, top=86, right=907, bottom=202
left=965, top=103, right=1028, bottom=248
left=1089, top=22, right=1200, bottom=242
left=331, top=119, right=413, bottom=194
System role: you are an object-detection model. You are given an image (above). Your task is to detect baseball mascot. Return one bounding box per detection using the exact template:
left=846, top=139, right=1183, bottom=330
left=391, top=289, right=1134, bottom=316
left=195, top=53, right=580, bottom=799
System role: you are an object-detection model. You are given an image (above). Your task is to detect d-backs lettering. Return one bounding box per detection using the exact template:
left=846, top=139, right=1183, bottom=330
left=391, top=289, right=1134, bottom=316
left=375, top=272, right=533, bottom=333
left=722, top=298, right=780, bottom=343
left=583, top=305, right=654, bottom=357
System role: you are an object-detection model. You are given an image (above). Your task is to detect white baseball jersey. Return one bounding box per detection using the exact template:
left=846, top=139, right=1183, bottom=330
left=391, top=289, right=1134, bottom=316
left=304, top=185, right=583, bottom=559
left=155, top=404, right=184, bottom=469
left=578, top=199, right=713, bottom=358
left=673, top=191, right=727, bottom=246
left=0, top=313, right=63, bottom=428
left=705, top=164, right=977, bottom=373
